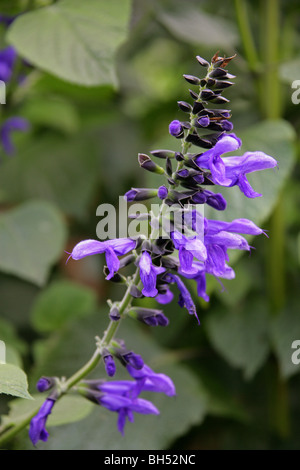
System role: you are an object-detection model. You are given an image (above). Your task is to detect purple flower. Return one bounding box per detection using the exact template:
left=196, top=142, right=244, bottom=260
left=103, top=354, right=116, bottom=377
left=169, top=120, right=183, bottom=137
left=171, top=231, right=207, bottom=275
left=197, top=115, right=210, bottom=127
left=205, top=218, right=266, bottom=236
left=36, top=377, right=54, bottom=393
left=92, top=381, right=159, bottom=435
left=127, top=364, right=176, bottom=397
left=0, top=117, right=30, bottom=155
left=167, top=274, right=200, bottom=324
left=195, top=133, right=277, bottom=197
left=158, top=185, right=168, bottom=199
left=139, top=251, right=165, bottom=297
left=68, top=238, right=136, bottom=280
left=195, top=134, right=241, bottom=186
left=221, top=151, right=278, bottom=197
left=29, top=399, right=55, bottom=446
left=156, top=287, right=174, bottom=304
left=0, top=14, right=18, bottom=27
left=99, top=393, right=159, bottom=435
left=0, top=46, right=16, bottom=82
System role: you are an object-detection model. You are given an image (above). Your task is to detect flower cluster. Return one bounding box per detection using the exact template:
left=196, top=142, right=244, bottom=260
left=29, top=53, right=277, bottom=445
left=30, top=364, right=175, bottom=444
left=0, top=16, right=30, bottom=156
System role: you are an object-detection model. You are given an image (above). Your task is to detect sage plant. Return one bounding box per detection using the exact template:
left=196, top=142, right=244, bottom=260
left=28, top=53, right=277, bottom=445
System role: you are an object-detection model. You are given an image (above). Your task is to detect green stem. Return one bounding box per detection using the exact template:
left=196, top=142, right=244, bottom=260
left=0, top=267, right=140, bottom=448
left=259, top=0, right=289, bottom=438
left=234, top=0, right=260, bottom=72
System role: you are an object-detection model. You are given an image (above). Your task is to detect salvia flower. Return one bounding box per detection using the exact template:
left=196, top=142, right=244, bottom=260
left=29, top=399, right=55, bottom=446
left=0, top=117, right=30, bottom=155
left=169, top=120, right=183, bottom=137
left=0, top=46, right=16, bottom=82
left=139, top=251, right=165, bottom=297
left=67, top=238, right=136, bottom=280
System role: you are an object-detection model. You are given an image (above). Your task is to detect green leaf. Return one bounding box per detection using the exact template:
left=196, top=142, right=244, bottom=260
left=270, top=303, right=300, bottom=379
left=205, top=298, right=270, bottom=380
left=0, top=134, right=98, bottom=220
left=0, top=200, right=66, bottom=286
left=1, top=395, right=94, bottom=431
left=31, top=280, right=97, bottom=333
left=7, top=0, right=132, bottom=86
left=27, top=313, right=208, bottom=449
left=0, top=364, right=32, bottom=399
left=157, top=1, right=238, bottom=48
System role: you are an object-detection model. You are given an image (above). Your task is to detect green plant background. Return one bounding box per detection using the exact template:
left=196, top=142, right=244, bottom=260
left=0, top=0, right=300, bottom=450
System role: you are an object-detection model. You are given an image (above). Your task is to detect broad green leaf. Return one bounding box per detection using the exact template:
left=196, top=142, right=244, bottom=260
left=0, top=201, right=66, bottom=286
left=7, top=0, right=131, bottom=86
left=0, top=134, right=98, bottom=220
left=27, top=313, right=208, bottom=449
left=157, top=1, right=238, bottom=48
left=205, top=298, right=270, bottom=380
left=270, top=303, right=300, bottom=379
left=31, top=280, right=97, bottom=333
left=0, top=395, right=94, bottom=432
left=0, top=364, right=32, bottom=399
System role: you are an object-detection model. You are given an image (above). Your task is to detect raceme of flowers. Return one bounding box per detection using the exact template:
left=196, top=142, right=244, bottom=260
left=29, top=53, right=277, bottom=445
left=0, top=15, right=30, bottom=156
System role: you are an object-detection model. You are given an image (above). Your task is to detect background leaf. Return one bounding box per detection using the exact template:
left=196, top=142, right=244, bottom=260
left=7, top=0, right=132, bottom=86
left=0, top=201, right=66, bottom=286
left=31, top=280, right=97, bottom=333
left=0, top=364, right=32, bottom=399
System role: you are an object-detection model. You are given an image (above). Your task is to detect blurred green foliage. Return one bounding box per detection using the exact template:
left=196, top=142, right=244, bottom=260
left=0, top=0, right=300, bottom=450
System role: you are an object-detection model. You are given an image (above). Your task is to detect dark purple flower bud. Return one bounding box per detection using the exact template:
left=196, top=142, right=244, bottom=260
left=221, top=120, right=234, bottom=131
left=109, top=307, right=121, bottom=321
left=177, top=101, right=192, bottom=112
left=138, top=153, right=165, bottom=174
left=169, top=120, right=183, bottom=138
left=200, top=89, right=215, bottom=101
left=204, top=190, right=227, bottom=210
left=123, top=352, right=144, bottom=369
left=103, top=353, right=116, bottom=377
left=29, top=398, right=55, bottom=446
left=150, top=149, right=175, bottom=159
left=196, top=55, right=210, bottom=67
left=36, top=377, right=55, bottom=393
left=177, top=169, right=189, bottom=178
left=209, top=67, right=228, bottom=78
left=128, top=307, right=169, bottom=327
left=189, top=89, right=199, bottom=100
left=124, top=188, right=158, bottom=202
left=197, top=116, right=210, bottom=127
left=158, top=185, right=168, bottom=199
left=212, top=95, right=230, bottom=104
left=166, top=157, right=172, bottom=176
left=129, top=285, right=143, bottom=298
left=183, top=74, right=200, bottom=85
left=192, top=101, right=204, bottom=114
